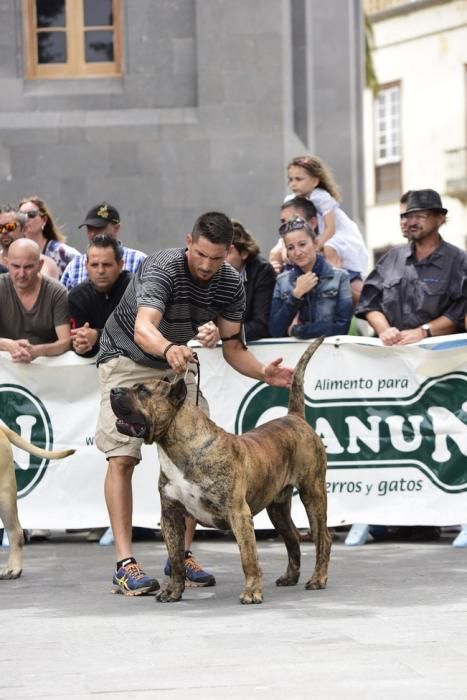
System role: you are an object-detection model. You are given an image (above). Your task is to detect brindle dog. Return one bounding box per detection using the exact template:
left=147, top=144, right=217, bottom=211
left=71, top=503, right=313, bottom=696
left=110, top=337, right=331, bottom=604
left=0, top=425, right=75, bottom=580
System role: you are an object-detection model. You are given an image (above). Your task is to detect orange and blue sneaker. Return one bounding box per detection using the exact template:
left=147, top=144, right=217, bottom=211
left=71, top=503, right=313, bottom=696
left=113, top=558, right=160, bottom=596
left=164, top=550, right=216, bottom=587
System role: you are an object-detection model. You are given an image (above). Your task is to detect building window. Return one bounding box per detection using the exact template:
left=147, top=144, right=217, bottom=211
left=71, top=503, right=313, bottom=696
left=291, top=0, right=308, bottom=147
left=23, top=0, right=122, bottom=78
left=374, top=83, right=401, bottom=202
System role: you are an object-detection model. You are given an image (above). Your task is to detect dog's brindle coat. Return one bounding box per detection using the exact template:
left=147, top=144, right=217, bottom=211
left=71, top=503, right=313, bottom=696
left=111, top=337, right=331, bottom=604
left=0, top=426, right=75, bottom=579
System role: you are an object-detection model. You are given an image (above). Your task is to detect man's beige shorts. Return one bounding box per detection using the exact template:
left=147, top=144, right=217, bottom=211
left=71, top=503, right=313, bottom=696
left=95, top=355, right=208, bottom=461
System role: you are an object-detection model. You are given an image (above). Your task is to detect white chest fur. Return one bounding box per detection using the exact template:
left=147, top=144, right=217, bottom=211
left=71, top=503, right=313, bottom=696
left=158, top=449, right=216, bottom=527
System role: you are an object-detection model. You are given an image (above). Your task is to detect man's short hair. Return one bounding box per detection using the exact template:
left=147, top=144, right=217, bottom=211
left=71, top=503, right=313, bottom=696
left=191, top=211, right=234, bottom=247
left=281, top=196, right=318, bottom=221
left=87, top=233, right=123, bottom=263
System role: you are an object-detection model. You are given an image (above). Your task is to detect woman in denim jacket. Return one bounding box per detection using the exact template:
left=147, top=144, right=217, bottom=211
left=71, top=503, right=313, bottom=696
left=269, top=217, right=353, bottom=339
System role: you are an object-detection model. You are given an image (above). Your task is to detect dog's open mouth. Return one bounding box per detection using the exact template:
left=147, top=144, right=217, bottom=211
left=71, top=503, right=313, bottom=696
left=115, top=418, right=147, bottom=439
left=110, top=388, right=148, bottom=439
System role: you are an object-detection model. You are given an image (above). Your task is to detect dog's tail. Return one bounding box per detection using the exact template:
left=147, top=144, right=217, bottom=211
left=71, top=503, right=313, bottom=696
left=288, top=337, right=325, bottom=417
left=1, top=426, right=75, bottom=460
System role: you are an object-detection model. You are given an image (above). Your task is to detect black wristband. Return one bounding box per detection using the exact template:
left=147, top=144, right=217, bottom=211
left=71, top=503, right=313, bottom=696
left=163, top=342, right=178, bottom=359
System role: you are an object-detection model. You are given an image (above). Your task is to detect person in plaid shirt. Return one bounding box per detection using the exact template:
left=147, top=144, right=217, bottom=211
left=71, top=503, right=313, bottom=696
left=61, top=202, right=146, bottom=290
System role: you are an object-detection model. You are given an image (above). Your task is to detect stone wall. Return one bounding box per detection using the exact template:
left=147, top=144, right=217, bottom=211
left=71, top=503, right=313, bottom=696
left=0, top=0, right=364, bottom=255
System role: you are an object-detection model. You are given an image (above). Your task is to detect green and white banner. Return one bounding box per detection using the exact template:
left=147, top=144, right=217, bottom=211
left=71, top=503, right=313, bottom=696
left=1, top=335, right=467, bottom=529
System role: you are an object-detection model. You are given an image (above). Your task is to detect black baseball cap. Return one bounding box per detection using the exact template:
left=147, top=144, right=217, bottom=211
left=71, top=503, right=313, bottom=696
left=79, top=202, right=120, bottom=228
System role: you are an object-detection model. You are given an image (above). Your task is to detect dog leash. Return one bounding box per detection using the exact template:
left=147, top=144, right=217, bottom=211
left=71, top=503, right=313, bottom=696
left=183, top=351, right=201, bottom=407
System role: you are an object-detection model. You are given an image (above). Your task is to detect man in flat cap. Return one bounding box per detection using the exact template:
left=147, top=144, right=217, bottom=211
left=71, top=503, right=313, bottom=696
left=61, top=202, right=146, bottom=290
left=356, top=189, right=467, bottom=345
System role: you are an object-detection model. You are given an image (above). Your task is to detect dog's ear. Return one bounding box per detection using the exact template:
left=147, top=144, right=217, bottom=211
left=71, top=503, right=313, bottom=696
left=167, top=378, right=187, bottom=407
left=162, top=376, right=171, bottom=384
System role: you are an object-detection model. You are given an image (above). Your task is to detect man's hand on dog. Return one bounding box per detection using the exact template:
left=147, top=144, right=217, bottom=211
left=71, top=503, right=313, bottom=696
left=264, top=358, right=294, bottom=388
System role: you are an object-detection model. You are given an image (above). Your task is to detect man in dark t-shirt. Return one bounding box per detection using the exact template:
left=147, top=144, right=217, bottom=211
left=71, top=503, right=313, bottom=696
left=96, top=211, right=294, bottom=597
left=68, top=234, right=132, bottom=358
left=0, top=239, right=70, bottom=362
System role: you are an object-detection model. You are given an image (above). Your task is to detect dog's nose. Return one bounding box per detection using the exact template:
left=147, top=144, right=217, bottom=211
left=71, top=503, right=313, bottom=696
left=110, top=388, right=125, bottom=398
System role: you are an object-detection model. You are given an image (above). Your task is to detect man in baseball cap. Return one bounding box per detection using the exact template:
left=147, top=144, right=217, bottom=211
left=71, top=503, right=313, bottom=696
left=79, top=202, right=121, bottom=229
left=61, top=202, right=146, bottom=290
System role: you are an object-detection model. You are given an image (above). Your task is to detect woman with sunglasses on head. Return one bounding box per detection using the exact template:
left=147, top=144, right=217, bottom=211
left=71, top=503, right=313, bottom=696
left=0, top=205, right=59, bottom=279
left=269, top=217, right=353, bottom=339
left=18, top=196, right=79, bottom=278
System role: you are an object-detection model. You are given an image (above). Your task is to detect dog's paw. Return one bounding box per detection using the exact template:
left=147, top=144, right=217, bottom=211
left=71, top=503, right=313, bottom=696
left=0, top=568, right=22, bottom=580
left=239, top=589, right=263, bottom=604
left=156, top=588, right=183, bottom=603
left=305, top=576, right=327, bottom=590
left=275, top=572, right=299, bottom=587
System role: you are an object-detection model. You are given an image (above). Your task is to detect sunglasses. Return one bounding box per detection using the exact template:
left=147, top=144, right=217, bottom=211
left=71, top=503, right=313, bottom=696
left=278, top=216, right=311, bottom=236
left=0, top=222, right=18, bottom=234
left=22, top=210, right=42, bottom=219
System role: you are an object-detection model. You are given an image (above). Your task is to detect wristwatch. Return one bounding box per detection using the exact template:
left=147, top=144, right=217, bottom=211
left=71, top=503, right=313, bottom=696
left=421, top=323, right=432, bottom=338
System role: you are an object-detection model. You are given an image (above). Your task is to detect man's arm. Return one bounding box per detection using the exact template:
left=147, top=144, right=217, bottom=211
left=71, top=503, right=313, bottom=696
left=134, top=306, right=196, bottom=372
left=28, top=323, right=72, bottom=359
left=366, top=311, right=459, bottom=346
left=398, top=315, right=459, bottom=345
left=218, top=318, right=293, bottom=388
left=269, top=239, right=286, bottom=275
left=135, top=306, right=175, bottom=357
left=365, top=311, right=405, bottom=346
left=134, top=307, right=293, bottom=386
left=68, top=288, right=101, bottom=356
left=365, top=310, right=390, bottom=336
left=9, top=324, right=72, bottom=363
left=0, top=338, right=25, bottom=356
left=71, top=323, right=100, bottom=356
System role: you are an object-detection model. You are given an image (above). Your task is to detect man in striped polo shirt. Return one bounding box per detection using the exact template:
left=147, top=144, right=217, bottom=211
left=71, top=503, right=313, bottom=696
left=96, top=211, right=294, bottom=596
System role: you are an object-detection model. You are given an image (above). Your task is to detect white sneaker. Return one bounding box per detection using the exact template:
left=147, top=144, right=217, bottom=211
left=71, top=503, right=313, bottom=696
left=29, top=529, right=51, bottom=540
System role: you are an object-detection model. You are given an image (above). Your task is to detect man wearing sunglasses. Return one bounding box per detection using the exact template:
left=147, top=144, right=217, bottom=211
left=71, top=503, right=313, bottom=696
left=0, top=211, right=13, bottom=272
left=0, top=206, right=59, bottom=279
left=60, top=202, right=146, bottom=290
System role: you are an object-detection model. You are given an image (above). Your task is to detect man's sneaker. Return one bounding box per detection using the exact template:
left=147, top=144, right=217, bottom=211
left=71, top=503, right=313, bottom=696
left=185, top=552, right=216, bottom=587
left=112, top=560, right=160, bottom=596
left=164, top=550, right=216, bottom=587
